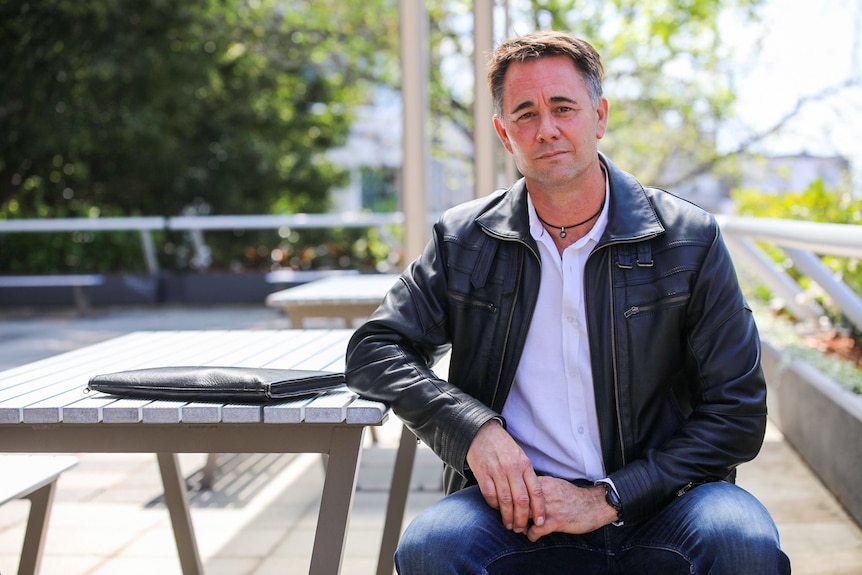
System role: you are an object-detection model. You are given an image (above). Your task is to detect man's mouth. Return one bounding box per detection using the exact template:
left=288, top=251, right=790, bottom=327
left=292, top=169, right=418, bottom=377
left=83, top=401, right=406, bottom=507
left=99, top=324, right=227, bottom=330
left=537, top=149, right=569, bottom=160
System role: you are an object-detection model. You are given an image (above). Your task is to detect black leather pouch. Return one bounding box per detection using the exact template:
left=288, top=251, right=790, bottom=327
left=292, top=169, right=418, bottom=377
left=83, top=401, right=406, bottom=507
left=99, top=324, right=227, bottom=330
left=87, top=366, right=345, bottom=403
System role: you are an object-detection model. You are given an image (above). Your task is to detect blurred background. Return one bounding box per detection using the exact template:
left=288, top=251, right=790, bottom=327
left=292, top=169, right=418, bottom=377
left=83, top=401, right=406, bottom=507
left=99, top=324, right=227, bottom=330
left=1, top=0, right=860, bottom=306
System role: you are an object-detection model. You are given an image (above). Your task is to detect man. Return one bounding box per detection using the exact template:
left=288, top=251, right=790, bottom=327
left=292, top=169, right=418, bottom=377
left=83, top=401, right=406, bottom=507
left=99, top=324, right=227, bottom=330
left=346, top=30, right=790, bottom=574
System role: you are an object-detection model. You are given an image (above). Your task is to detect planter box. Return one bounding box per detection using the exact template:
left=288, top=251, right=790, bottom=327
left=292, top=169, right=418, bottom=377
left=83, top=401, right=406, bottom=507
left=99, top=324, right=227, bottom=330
left=761, top=341, right=862, bottom=527
left=159, top=272, right=271, bottom=304
left=0, top=274, right=160, bottom=308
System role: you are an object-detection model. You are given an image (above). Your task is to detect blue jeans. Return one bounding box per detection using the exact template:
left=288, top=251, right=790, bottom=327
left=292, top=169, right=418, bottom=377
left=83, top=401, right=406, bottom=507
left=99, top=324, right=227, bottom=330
left=395, top=482, right=791, bottom=574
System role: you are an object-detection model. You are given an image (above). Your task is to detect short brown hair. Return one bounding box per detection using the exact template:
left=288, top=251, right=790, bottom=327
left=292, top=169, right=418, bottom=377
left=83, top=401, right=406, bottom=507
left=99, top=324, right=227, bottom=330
left=487, top=30, right=604, bottom=116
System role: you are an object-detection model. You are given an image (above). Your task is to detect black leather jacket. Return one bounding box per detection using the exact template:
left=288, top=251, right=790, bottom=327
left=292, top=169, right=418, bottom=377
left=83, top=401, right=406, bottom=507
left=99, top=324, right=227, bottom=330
left=345, top=155, right=767, bottom=525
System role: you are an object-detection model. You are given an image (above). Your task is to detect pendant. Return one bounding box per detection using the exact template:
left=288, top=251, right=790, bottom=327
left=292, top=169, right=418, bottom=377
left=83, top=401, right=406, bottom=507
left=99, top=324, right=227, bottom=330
left=560, top=228, right=567, bottom=238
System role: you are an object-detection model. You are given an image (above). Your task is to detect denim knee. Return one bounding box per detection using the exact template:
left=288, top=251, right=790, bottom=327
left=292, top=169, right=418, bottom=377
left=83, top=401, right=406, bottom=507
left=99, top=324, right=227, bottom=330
left=664, top=482, right=791, bottom=574
left=395, top=486, right=498, bottom=573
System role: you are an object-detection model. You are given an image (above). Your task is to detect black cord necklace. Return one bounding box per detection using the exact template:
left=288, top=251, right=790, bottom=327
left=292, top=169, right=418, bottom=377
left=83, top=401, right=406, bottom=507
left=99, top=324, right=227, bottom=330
left=535, top=198, right=605, bottom=238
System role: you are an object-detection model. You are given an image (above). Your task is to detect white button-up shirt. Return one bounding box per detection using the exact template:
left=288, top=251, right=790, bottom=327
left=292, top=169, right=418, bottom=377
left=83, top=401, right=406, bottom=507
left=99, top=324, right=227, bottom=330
left=501, top=180, right=610, bottom=481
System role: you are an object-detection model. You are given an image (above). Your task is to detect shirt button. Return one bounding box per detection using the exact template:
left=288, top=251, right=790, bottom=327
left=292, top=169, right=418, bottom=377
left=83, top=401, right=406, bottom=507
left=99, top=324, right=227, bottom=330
left=578, top=426, right=585, bottom=434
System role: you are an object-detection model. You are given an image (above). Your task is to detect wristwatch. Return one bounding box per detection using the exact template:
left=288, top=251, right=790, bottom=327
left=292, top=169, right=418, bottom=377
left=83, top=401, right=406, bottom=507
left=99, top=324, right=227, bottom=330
left=603, top=483, right=624, bottom=521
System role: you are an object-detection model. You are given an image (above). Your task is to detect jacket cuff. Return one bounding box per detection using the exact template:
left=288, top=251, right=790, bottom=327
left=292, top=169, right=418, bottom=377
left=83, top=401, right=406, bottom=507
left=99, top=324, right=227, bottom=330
left=607, top=462, right=664, bottom=525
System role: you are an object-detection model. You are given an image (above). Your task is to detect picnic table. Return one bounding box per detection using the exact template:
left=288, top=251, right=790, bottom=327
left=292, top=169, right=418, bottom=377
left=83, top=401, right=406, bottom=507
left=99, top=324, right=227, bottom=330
left=0, top=329, right=415, bottom=575
left=265, top=273, right=401, bottom=328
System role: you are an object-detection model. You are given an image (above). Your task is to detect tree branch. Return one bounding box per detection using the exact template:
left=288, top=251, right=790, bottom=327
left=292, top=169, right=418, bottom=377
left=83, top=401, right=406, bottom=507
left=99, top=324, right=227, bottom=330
left=663, top=77, right=862, bottom=188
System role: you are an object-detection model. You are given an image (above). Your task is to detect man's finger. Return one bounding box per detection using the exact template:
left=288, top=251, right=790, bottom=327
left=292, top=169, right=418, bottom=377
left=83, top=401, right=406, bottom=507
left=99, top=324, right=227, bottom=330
left=525, top=472, right=546, bottom=527
left=477, top=475, right=500, bottom=510
left=496, top=481, right=516, bottom=530
left=510, top=481, right=532, bottom=533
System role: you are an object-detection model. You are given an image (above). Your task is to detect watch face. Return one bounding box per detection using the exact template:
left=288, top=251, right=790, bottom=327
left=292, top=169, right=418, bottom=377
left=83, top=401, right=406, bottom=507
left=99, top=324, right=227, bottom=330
left=604, top=484, right=623, bottom=519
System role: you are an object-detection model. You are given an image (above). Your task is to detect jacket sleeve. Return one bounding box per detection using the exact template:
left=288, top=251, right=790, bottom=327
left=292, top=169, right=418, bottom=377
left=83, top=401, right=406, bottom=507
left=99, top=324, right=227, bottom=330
left=608, top=225, right=768, bottom=524
left=345, top=226, right=501, bottom=474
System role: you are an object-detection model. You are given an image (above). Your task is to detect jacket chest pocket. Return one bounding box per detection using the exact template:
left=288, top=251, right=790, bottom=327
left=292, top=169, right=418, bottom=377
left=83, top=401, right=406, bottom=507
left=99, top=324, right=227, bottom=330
left=612, top=244, right=695, bottom=385
left=613, top=243, right=694, bottom=321
left=446, top=236, right=517, bottom=313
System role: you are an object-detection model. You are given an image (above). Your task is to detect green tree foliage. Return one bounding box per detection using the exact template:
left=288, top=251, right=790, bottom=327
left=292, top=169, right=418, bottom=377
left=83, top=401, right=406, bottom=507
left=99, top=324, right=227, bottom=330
left=0, top=0, right=402, bottom=218
left=0, top=0, right=398, bottom=271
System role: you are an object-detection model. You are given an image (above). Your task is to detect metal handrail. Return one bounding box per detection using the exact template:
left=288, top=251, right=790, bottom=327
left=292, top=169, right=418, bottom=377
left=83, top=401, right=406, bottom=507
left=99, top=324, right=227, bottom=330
left=716, top=215, right=862, bottom=332
left=0, top=213, right=404, bottom=276
left=166, top=212, right=404, bottom=231
left=716, top=216, right=862, bottom=259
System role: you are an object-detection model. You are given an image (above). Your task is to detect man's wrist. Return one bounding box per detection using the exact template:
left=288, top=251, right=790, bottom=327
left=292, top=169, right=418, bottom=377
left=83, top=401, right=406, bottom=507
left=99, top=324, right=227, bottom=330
left=595, top=479, right=624, bottom=525
left=465, top=416, right=505, bottom=474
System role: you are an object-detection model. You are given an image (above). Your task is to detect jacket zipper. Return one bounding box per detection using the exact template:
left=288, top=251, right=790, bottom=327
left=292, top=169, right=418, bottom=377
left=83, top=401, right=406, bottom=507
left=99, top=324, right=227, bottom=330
left=676, top=482, right=694, bottom=497
left=449, top=291, right=497, bottom=312
left=623, top=294, right=689, bottom=318
left=606, top=253, right=627, bottom=467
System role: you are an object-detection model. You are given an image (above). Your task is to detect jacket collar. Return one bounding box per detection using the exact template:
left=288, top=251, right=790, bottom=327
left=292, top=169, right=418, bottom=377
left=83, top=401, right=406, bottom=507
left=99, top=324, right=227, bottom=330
left=476, top=153, right=665, bottom=245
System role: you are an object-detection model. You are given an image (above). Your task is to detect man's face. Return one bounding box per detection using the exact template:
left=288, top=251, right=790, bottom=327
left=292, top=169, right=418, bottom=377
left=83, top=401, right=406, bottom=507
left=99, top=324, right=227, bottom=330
left=493, top=55, right=608, bottom=191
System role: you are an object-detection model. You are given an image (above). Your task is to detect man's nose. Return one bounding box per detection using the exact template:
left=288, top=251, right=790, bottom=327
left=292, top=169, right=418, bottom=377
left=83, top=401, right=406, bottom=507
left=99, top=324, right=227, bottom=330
left=536, top=113, right=560, bottom=142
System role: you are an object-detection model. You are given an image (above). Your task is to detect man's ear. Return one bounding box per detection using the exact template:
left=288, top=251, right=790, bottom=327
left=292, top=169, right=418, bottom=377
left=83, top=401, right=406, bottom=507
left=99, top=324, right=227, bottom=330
left=595, top=98, right=609, bottom=140
left=493, top=115, right=514, bottom=154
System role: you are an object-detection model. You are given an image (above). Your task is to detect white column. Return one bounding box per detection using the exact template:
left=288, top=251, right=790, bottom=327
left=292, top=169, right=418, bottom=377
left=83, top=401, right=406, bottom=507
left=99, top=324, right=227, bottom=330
left=400, top=0, right=430, bottom=264
left=473, top=0, right=495, bottom=198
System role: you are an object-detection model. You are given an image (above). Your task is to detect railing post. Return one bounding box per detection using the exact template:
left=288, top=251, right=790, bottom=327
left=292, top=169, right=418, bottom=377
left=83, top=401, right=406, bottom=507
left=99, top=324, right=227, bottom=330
left=140, top=230, right=160, bottom=274
left=724, top=235, right=823, bottom=323
left=783, top=247, right=862, bottom=332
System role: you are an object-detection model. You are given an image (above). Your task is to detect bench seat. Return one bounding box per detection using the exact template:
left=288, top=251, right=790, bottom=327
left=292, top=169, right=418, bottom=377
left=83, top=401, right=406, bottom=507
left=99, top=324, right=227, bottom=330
left=0, top=275, right=104, bottom=313
left=0, top=455, right=78, bottom=575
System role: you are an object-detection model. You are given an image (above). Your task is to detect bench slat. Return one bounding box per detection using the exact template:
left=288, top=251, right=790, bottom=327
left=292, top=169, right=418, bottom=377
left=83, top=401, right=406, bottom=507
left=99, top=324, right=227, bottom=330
left=0, top=275, right=105, bottom=288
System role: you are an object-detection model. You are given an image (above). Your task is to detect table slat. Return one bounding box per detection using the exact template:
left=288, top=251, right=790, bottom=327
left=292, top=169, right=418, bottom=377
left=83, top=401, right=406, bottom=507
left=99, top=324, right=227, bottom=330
left=263, top=395, right=318, bottom=424
left=101, top=398, right=153, bottom=423
left=346, top=397, right=389, bottom=425
left=221, top=403, right=264, bottom=423
left=305, top=389, right=357, bottom=423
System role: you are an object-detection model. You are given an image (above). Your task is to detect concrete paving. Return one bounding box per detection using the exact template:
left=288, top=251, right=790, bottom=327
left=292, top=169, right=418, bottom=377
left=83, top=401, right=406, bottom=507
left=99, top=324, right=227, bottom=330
left=1, top=304, right=861, bottom=574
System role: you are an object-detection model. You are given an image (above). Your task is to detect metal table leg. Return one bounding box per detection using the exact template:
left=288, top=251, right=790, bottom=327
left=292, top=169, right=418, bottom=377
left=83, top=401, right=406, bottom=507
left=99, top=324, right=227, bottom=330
left=18, top=481, right=56, bottom=575
left=157, top=453, right=203, bottom=575
left=310, top=426, right=366, bottom=575
left=376, top=424, right=418, bottom=575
